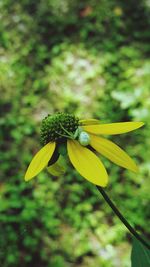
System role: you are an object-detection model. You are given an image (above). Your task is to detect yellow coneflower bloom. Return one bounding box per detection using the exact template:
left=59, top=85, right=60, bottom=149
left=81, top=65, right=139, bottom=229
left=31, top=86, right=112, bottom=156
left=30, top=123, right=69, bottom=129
left=24, top=113, right=144, bottom=187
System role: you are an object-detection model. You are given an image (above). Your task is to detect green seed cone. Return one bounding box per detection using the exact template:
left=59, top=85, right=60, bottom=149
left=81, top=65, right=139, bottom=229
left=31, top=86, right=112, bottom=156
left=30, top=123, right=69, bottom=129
left=40, top=112, right=79, bottom=145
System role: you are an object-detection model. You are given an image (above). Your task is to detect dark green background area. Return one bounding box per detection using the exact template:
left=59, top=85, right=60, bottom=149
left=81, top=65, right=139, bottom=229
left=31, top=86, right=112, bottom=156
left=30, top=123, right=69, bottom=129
left=0, top=0, right=150, bottom=266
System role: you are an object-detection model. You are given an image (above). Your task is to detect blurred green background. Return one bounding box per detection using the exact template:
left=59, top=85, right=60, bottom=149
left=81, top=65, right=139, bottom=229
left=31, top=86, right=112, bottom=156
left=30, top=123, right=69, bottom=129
left=0, top=0, right=150, bottom=266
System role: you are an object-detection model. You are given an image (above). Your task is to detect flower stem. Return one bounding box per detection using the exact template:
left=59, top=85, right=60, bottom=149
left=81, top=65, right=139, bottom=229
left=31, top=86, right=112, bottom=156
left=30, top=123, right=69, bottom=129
left=96, top=186, right=150, bottom=250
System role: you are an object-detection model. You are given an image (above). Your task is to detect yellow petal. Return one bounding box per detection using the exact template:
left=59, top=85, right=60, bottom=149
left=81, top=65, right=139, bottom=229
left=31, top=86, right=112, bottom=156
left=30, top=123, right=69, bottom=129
left=25, top=142, right=56, bottom=181
left=79, top=119, right=100, bottom=126
left=47, top=155, right=66, bottom=176
left=82, top=122, right=144, bottom=135
left=67, top=140, right=108, bottom=187
left=90, top=134, right=138, bottom=172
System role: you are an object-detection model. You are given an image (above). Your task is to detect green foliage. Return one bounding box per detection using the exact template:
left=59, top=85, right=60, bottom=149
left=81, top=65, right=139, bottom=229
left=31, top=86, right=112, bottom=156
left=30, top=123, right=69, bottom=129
left=131, top=238, right=150, bottom=267
left=0, top=0, right=150, bottom=266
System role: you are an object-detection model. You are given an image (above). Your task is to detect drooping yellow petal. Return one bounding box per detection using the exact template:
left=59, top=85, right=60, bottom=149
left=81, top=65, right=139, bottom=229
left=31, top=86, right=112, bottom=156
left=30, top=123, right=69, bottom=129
left=25, top=142, right=56, bottom=181
left=90, top=134, right=138, bottom=172
left=67, top=140, right=108, bottom=187
left=79, top=119, right=100, bottom=126
left=82, top=122, right=144, bottom=135
left=47, top=155, right=66, bottom=176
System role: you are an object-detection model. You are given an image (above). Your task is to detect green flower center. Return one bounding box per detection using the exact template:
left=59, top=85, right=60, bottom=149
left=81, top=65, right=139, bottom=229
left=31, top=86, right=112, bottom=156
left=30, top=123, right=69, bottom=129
left=40, top=112, right=79, bottom=145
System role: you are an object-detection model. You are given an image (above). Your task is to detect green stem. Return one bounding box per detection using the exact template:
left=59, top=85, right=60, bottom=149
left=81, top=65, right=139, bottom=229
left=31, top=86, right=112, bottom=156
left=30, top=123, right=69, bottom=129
left=96, top=186, right=150, bottom=250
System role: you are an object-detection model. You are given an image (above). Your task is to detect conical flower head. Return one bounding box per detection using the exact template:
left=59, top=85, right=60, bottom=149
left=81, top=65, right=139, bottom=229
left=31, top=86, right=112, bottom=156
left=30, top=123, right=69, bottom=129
left=40, top=112, right=79, bottom=145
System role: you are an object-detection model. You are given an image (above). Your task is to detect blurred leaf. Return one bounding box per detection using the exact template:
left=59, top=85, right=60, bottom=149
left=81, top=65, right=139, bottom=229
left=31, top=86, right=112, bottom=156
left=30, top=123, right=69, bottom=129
left=131, top=238, right=150, bottom=267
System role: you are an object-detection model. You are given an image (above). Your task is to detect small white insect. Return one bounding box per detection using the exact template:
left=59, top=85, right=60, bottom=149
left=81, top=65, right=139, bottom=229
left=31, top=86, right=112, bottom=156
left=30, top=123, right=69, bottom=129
left=78, top=131, right=90, bottom=146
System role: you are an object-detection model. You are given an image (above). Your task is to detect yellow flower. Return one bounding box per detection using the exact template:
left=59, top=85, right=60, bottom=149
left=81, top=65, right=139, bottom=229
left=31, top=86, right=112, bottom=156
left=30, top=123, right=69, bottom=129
left=24, top=113, right=144, bottom=187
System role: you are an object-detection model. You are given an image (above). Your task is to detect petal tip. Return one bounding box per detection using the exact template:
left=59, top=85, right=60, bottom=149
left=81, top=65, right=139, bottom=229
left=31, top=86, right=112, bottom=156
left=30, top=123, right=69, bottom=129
left=100, top=181, right=108, bottom=188
left=24, top=173, right=31, bottom=182
left=128, top=162, right=139, bottom=173
left=96, top=175, right=109, bottom=187
left=24, top=142, right=56, bottom=182
left=137, top=122, right=145, bottom=128
left=132, top=165, right=139, bottom=173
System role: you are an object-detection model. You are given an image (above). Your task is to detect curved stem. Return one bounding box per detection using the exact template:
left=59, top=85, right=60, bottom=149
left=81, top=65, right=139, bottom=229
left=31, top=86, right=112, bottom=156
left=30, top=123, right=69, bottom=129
left=96, top=186, right=150, bottom=250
